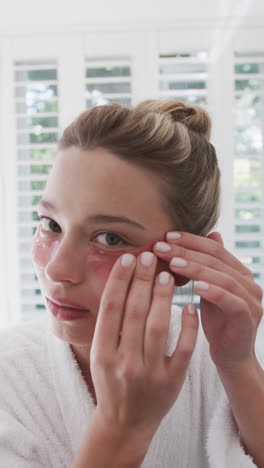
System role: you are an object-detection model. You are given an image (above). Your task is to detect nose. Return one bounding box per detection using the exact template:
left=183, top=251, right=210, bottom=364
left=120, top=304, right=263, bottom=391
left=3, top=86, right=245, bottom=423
left=45, top=235, right=87, bottom=284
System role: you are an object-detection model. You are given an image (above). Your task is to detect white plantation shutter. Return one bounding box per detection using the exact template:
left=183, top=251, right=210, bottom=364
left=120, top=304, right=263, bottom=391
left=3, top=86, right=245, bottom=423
left=15, top=60, right=59, bottom=321
left=159, top=52, right=208, bottom=106
left=158, top=51, right=209, bottom=308
left=233, top=53, right=264, bottom=289
left=85, top=56, right=133, bottom=108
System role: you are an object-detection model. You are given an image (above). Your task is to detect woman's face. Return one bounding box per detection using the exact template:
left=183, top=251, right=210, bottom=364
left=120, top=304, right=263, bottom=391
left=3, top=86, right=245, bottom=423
left=32, top=146, right=176, bottom=348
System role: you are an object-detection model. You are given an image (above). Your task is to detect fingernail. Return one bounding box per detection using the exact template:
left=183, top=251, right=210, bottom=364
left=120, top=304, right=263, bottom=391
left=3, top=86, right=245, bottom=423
left=166, top=232, right=181, bottom=240
left=195, top=281, right=209, bottom=290
left=121, top=253, right=135, bottom=267
left=188, top=304, right=196, bottom=315
left=159, top=271, right=170, bottom=285
left=140, top=251, right=154, bottom=267
left=155, top=242, right=172, bottom=252
left=171, top=257, right=188, bottom=267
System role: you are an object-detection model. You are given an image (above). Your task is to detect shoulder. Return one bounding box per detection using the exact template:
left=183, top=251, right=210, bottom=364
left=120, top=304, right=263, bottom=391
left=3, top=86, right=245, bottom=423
left=0, top=315, right=50, bottom=395
left=0, top=315, right=48, bottom=357
left=0, top=317, right=54, bottom=466
left=0, top=315, right=54, bottom=420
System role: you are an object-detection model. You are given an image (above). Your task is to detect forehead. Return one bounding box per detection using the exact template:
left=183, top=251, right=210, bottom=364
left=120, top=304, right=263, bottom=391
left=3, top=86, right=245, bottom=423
left=43, top=147, right=172, bottom=228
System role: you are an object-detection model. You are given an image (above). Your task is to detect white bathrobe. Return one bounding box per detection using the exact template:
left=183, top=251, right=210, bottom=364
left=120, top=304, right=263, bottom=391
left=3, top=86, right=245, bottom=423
left=0, top=305, right=263, bottom=468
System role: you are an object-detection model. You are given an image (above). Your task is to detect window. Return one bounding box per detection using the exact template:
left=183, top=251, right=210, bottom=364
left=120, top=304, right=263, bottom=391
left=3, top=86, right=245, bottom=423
left=234, top=53, right=264, bottom=286
left=159, top=52, right=208, bottom=105
left=85, top=56, right=132, bottom=108
left=15, top=60, right=58, bottom=320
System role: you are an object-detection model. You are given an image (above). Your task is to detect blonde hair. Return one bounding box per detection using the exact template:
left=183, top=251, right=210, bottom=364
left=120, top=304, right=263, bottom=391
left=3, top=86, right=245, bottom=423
left=58, top=99, right=221, bottom=238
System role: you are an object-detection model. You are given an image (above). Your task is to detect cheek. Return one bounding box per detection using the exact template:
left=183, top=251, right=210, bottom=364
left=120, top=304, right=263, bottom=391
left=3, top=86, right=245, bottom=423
left=87, top=253, right=118, bottom=280
left=86, top=240, right=160, bottom=281
left=31, top=227, right=60, bottom=268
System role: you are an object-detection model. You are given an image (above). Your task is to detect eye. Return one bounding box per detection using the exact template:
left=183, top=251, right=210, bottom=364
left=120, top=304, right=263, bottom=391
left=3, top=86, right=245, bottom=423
left=95, top=232, right=128, bottom=247
left=37, top=215, right=61, bottom=233
left=37, top=215, right=128, bottom=247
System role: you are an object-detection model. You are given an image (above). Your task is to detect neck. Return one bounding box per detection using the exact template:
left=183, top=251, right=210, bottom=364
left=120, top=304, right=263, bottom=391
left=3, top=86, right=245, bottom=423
left=70, top=344, right=97, bottom=404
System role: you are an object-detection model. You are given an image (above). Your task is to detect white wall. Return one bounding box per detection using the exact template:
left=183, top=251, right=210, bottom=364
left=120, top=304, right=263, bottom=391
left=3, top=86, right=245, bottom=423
left=0, top=0, right=263, bottom=30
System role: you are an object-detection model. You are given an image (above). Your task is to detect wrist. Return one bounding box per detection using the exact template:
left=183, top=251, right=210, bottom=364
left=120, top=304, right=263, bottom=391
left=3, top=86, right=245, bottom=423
left=72, top=410, right=152, bottom=468
left=215, top=357, right=264, bottom=468
left=93, top=409, right=153, bottom=459
left=215, top=353, right=260, bottom=382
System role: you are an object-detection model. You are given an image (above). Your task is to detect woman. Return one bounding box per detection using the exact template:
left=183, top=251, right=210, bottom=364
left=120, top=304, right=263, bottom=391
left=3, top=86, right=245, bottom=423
left=0, top=100, right=263, bottom=467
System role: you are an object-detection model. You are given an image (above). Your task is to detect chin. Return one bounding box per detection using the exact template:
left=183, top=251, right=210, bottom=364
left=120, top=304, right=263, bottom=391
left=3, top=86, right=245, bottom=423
left=49, top=313, right=96, bottom=346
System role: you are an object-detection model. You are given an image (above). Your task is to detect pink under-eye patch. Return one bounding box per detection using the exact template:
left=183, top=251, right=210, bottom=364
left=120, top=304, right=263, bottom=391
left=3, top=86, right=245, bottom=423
left=85, top=240, right=159, bottom=279
left=31, top=226, right=60, bottom=268
left=32, top=224, right=160, bottom=278
left=86, top=248, right=124, bottom=279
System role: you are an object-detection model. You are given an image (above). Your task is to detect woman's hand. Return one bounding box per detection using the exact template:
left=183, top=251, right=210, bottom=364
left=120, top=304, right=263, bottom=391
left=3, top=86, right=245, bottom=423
left=153, top=231, right=264, bottom=372
left=90, top=251, right=199, bottom=448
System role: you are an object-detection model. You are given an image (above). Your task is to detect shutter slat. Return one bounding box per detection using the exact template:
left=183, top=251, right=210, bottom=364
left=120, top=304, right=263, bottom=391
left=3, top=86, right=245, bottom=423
left=15, top=80, right=58, bottom=86
left=85, top=76, right=131, bottom=84
left=159, top=55, right=207, bottom=65
left=17, top=160, right=55, bottom=166
left=235, top=220, right=264, bottom=226
left=17, top=175, right=50, bottom=181
left=234, top=90, right=264, bottom=97
left=15, top=96, right=58, bottom=103
left=159, top=73, right=207, bottom=81
left=16, top=112, right=58, bottom=118
left=235, top=202, right=263, bottom=209
left=160, top=89, right=207, bottom=97
left=16, top=128, right=58, bottom=134
left=87, top=92, right=132, bottom=99
left=14, top=62, right=57, bottom=70
left=86, top=59, right=131, bottom=68
left=234, top=55, right=264, bottom=64
left=16, top=143, right=57, bottom=149
left=234, top=235, right=264, bottom=241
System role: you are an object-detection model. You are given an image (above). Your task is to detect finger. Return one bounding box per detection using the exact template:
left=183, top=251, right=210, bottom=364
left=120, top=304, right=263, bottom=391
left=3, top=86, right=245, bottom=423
left=119, top=251, right=158, bottom=355
left=167, top=304, right=199, bottom=379
left=153, top=241, right=256, bottom=298
left=163, top=231, right=253, bottom=278
left=193, top=280, right=260, bottom=320
left=92, top=253, right=136, bottom=354
left=144, top=271, right=175, bottom=365
left=168, top=258, right=261, bottom=309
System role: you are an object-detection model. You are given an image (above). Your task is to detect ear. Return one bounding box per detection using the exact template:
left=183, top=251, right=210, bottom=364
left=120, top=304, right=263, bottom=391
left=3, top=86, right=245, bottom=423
left=207, top=231, right=224, bottom=247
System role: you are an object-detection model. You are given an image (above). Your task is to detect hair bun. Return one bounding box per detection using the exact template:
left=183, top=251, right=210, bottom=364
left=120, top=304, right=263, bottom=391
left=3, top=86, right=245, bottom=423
left=135, top=99, right=211, bottom=139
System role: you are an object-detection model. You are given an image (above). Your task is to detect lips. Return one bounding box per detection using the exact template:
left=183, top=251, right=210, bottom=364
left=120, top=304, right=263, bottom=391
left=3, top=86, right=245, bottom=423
left=46, top=296, right=89, bottom=311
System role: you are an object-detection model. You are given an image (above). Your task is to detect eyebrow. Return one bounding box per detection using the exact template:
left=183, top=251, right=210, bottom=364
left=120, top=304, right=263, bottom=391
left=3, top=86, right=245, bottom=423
left=38, top=199, right=146, bottom=231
